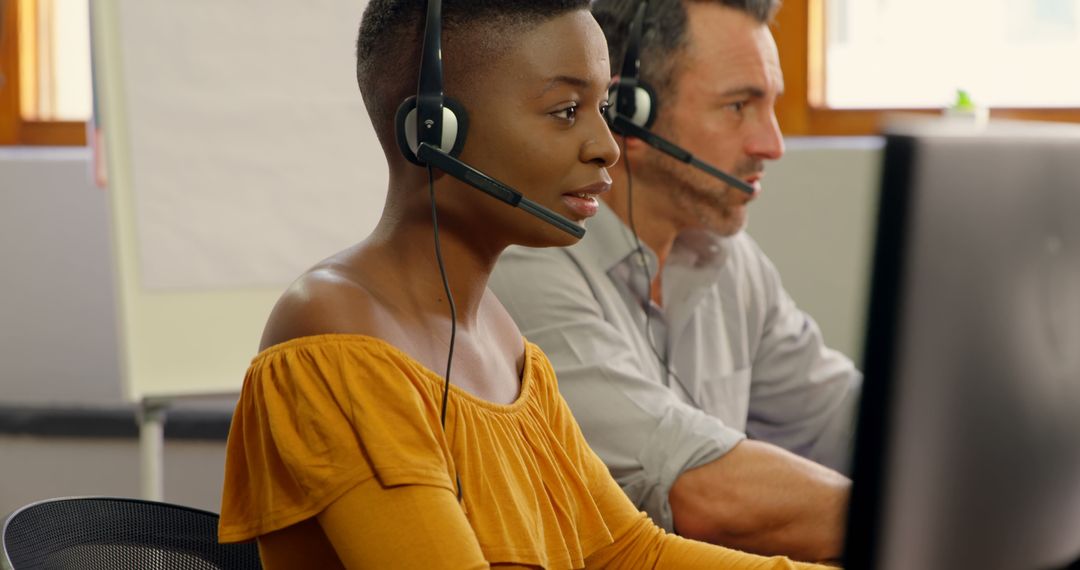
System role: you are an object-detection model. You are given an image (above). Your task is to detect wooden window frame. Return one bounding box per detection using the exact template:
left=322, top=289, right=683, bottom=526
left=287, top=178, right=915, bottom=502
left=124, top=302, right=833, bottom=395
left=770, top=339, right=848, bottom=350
left=0, top=0, right=87, bottom=146
left=772, top=0, right=1080, bottom=136
left=4, top=0, right=1078, bottom=145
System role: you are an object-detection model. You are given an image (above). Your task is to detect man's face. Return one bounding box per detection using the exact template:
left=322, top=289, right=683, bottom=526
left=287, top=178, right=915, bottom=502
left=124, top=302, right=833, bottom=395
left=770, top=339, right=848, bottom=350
left=642, top=3, right=785, bottom=237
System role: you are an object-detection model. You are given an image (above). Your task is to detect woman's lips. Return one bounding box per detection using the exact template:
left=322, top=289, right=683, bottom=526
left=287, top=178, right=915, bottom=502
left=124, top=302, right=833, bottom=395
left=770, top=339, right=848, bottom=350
left=561, top=193, right=600, bottom=218
left=561, top=181, right=610, bottom=219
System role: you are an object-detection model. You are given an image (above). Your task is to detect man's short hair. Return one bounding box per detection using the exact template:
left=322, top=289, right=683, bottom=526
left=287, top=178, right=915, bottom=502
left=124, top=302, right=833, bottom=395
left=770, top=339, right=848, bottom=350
left=592, top=0, right=781, bottom=104
left=356, top=0, right=590, bottom=155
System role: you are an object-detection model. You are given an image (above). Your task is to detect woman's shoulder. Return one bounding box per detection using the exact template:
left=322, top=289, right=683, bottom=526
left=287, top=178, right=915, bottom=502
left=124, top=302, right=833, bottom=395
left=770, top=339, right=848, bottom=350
left=243, top=332, right=447, bottom=419
left=246, top=251, right=449, bottom=403
left=258, top=253, right=409, bottom=352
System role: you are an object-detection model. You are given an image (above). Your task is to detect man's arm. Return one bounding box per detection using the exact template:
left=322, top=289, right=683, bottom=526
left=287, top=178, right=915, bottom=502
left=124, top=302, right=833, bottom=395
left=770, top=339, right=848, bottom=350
left=492, top=243, right=853, bottom=561
left=669, top=439, right=850, bottom=563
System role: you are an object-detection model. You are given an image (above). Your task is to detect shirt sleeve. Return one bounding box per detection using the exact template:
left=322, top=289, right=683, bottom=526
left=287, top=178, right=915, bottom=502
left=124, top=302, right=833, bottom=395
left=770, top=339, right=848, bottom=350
left=588, top=513, right=838, bottom=570
left=740, top=235, right=862, bottom=474
left=533, top=358, right=835, bottom=570
left=491, top=246, right=746, bottom=532
left=315, top=476, right=490, bottom=569
left=219, top=339, right=455, bottom=543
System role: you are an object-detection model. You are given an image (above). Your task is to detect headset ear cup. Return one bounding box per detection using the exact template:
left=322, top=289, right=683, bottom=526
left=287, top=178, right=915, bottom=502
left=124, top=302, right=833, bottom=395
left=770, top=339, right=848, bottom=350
left=441, top=96, right=469, bottom=158
left=394, top=95, right=470, bottom=165
left=395, top=96, right=424, bottom=166
left=637, top=81, right=658, bottom=129
left=606, top=79, right=659, bottom=130
left=605, top=83, right=620, bottom=129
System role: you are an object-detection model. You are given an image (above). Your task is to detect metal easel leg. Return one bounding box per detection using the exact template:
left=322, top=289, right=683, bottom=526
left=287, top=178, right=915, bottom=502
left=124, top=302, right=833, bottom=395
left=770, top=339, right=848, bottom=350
left=138, top=398, right=168, bottom=501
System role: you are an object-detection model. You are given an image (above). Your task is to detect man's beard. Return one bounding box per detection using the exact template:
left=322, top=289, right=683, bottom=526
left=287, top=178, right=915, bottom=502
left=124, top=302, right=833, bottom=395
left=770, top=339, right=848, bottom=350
left=644, top=147, right=762, bottom=237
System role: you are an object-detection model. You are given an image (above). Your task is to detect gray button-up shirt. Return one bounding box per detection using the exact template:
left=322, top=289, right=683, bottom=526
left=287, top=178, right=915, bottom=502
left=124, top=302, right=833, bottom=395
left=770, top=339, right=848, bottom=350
left=490, top=202, right=861, bottom=532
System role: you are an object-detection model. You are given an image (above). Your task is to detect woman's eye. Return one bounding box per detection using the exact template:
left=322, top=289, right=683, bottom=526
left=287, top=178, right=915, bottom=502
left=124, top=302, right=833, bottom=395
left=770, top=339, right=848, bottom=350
left=553, top=105, right=577, bottom=121
left=599, top=102, right=612, bottom=116
left=727, top=101, right=747, bottom=113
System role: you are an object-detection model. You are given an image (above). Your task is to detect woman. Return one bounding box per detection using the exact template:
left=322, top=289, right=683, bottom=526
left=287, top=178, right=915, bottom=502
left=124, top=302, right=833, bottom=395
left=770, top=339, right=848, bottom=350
left=218, top=1, right=836, bottom=568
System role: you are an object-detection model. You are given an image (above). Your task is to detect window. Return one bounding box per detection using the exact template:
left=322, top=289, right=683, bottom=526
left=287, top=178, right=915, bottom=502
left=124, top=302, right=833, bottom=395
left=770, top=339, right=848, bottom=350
left=5, top=0, right=1079, bottom=143
left=772, top=0, right=1080, bottom=136
left=0, top=0, right=91, bottom=146
left=827, top=0, right=1080, bottom=109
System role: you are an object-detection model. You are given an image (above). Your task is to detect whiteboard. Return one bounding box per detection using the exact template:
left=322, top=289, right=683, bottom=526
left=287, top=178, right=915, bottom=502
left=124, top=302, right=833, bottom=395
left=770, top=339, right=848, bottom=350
left=90, top=0, right=386, bottom=401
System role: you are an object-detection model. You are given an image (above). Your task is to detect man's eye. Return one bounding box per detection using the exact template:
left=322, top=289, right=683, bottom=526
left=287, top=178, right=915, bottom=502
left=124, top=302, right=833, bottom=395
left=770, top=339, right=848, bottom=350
left=727, top=101, right=747, bottom=113
left=553, top=105, right=578, bottom=121
left=599, top=102, right=612, bottom=116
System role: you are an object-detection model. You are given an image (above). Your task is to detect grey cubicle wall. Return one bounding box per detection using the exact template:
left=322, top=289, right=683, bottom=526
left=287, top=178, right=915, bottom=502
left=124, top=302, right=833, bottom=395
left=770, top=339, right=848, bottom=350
left=0, top=148, right=236, bottom=517
left=749, top=137, right=884, bottom=362
left=0, top=148, right=121, bottom=406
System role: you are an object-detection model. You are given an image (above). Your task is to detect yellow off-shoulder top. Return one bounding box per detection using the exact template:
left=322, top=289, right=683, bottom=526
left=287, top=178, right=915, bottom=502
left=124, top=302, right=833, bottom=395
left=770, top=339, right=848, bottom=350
left=219, top=334, right=830, bottom=569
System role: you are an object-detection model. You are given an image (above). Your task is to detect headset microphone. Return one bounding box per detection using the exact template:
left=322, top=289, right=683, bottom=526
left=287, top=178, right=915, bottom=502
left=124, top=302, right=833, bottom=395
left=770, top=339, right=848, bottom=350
left=395, top=0, right=585, bottom=239
left=415, top=145, right=585, bottom=237
left=610, top=115, right=752, bottom=193
left=606, top=1, right=755, bottom=196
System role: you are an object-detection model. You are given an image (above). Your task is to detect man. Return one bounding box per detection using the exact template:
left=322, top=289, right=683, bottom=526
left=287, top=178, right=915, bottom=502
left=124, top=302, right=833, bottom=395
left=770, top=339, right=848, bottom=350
left=489, top=0, right=859, bottom=562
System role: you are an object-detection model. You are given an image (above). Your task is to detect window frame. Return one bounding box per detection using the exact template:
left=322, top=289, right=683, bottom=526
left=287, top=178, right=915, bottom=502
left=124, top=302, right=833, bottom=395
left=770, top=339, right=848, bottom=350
left=772, top=0, right=1080, bottom=136
left=3, top=0, right=1080, bottom=145
left=0, top=0, right=87, bottom=146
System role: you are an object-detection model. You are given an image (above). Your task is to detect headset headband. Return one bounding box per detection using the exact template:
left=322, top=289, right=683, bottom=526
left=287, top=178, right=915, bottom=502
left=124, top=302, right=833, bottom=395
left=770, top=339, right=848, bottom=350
left=616, top=1, right=648, bottom=120
left=397, top=0, right=587, bottom=237
left=417, top=0, right=445, bottom=150
left=609, top=0, right=754, bottom=194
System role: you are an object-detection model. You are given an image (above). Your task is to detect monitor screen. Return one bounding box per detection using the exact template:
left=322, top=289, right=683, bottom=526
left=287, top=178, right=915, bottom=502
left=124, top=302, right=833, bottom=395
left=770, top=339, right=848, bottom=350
left=844, top=119, right=1080, bottom=570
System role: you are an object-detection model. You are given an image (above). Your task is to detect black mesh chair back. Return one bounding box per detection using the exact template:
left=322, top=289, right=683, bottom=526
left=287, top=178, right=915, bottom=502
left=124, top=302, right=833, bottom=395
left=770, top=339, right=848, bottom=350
left=1, top=497, right=261, bottom=570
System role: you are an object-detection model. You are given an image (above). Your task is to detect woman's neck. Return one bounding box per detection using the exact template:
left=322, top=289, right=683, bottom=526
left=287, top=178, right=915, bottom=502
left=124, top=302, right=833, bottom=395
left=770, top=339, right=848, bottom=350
left=363, top=205, right=503, bottom=330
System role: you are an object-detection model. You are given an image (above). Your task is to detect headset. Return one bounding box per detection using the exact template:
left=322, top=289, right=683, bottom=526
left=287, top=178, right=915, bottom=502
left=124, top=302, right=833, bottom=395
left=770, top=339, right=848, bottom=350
left=394, top=0, right=586, bottom=239
left=392, top=0, right=589, bottom=502
left=605, top=0, right=755, bottom=195
left=610, top=0, right=749, bottom=406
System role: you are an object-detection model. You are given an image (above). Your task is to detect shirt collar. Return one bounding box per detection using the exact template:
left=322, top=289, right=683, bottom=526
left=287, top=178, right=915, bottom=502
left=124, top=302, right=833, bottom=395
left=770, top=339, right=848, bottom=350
left=570, top=200, right=733, bottom=303
left=572, top=200, right=732, bottom=273
left=668, top=228, right=731, bottom=271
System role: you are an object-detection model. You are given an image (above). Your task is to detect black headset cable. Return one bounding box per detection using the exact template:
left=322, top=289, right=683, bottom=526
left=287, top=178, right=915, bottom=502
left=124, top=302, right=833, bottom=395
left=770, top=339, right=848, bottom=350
left=428, top=164, right=464, bottom=501
left=623, top=136, right=696, bottom=405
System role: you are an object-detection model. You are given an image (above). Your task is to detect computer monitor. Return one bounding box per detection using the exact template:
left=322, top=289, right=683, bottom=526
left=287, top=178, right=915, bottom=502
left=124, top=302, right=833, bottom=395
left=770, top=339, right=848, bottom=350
left=844, top=119, right=1080, bottom=570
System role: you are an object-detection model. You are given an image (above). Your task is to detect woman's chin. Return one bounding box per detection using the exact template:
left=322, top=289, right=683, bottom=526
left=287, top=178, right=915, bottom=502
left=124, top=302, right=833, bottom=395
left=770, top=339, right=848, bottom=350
left=515, top=221, right=586, bottom=249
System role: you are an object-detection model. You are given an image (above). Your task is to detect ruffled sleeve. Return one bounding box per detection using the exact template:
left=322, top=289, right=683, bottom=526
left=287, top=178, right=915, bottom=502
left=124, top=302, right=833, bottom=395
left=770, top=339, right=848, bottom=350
left=218, top=335, right=456, bottom=543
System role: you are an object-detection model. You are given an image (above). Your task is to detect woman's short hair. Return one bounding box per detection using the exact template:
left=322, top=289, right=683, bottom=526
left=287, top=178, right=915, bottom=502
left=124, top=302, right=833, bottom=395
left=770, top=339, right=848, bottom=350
left=356, top=0, right=591, bottom=152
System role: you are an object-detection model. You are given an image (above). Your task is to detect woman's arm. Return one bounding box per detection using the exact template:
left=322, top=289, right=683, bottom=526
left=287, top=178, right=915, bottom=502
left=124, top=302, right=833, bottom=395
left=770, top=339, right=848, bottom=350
left=585, top=507, right=837, bottom=569
left=317, top=477, right=490, bottom=569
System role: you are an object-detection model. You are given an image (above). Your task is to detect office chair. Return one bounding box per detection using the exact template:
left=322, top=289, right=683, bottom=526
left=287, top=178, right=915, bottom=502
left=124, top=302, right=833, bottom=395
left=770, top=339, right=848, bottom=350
left=1, top=496, right=261, bottom=570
